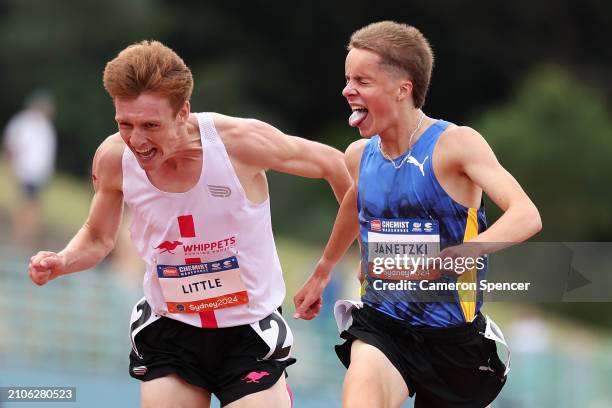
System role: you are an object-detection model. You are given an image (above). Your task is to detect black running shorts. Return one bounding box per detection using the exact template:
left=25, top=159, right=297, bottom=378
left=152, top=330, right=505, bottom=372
left=336, top=305, right=506, bottom=408
left=129, top=302, right=296, bottom=406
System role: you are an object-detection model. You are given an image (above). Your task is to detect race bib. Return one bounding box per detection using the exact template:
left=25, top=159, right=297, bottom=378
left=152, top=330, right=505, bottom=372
left=156, top=256, right=249, bottom=313
left=366, top=218, right=441, bottom=280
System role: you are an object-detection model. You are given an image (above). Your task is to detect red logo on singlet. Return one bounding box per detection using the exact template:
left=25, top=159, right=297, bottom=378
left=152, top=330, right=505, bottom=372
left=154, top=240, right=183, bottom=254
left=162, top=267, right=179, bottom=277
left=371, top=220, right=382, bottom=231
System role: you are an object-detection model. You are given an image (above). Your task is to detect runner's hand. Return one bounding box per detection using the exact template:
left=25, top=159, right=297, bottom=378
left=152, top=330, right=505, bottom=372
left=293, top=258, right=333, bottom=320
left=436, top=243, right=484, bottom=276
left=29, top=251, right=65, bottom=286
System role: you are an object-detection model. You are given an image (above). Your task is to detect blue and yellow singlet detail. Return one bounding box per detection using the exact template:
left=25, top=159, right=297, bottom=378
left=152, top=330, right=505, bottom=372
left=358, top=120, right=487, bottom=327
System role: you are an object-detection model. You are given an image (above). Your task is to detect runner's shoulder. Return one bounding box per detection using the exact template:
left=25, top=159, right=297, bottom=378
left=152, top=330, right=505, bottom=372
left=440, top=125, right=487, bottom=147
left=438, top=125, right=491, bottom=159
left=345, top=138, right=368, bottom=157
left=92, top=133, right=124, bottom=191
left=345, top=139, right=368, bottom=178
left=209, top=112, right=285, bottom=168
left=208, top=112, right=258, bottom=142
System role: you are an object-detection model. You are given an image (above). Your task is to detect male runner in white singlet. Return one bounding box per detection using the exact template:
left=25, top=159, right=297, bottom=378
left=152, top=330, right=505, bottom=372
left=28, top=40, right=351, bottom=408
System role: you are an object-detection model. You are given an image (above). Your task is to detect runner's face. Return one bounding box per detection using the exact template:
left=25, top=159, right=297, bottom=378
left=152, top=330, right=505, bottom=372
left=342, top=48, right=410, bottom=138
left=115, top=93, right=187, bottom=171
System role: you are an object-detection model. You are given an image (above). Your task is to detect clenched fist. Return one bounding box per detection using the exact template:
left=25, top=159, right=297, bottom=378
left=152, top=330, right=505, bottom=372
left=28, top=251, right=65, bottom=286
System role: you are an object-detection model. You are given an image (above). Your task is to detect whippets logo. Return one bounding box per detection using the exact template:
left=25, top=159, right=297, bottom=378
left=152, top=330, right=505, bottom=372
left=154, top=237, right=237, bottom=256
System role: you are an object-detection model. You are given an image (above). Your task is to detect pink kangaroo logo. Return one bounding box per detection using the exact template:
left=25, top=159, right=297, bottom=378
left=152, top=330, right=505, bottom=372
left=241, top=371, right=270, bottom=383
left=154, top=240, right=183, bottom=254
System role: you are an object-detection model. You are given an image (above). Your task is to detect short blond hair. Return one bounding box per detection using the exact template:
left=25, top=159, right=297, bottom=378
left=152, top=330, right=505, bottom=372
left=349, top=21, right=434, bottom=109
left=103, top=40, right=193, bottom=113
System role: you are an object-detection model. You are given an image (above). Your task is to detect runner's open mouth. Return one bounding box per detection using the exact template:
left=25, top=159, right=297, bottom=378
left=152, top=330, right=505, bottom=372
left=135, top=148, right=157, bottom=159
left=349, top=109, right=368, bottom=127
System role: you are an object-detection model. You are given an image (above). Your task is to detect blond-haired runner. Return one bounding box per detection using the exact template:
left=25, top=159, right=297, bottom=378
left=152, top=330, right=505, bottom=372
left=294, top=21, right=541, bottom=408
left=28, top=40, right=351, bottom=408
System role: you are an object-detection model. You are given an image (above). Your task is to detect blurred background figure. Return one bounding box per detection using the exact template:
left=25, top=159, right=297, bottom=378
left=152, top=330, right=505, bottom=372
left=2, top=89, right=56, bottom=248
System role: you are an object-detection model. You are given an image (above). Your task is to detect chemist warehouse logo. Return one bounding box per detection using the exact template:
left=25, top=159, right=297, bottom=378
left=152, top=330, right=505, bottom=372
left=154, top=236, right=237, bottom=256
left=370, top=220, right=435, bottom=233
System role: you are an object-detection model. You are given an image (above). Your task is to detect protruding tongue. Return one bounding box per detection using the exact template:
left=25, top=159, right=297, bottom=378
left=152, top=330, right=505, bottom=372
left=349, top=110, right=368, bottom=127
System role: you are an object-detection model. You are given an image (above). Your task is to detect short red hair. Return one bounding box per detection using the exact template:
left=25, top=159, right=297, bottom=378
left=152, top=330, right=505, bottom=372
left=103, top=40, right=193, bottom=113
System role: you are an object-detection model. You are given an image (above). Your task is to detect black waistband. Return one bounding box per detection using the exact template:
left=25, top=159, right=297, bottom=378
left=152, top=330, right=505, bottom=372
left=360, top=304, right=486, bottom=343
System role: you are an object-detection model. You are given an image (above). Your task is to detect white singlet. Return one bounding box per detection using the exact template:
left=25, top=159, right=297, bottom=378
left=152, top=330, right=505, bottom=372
left=122, top=112, right=285, bottom=328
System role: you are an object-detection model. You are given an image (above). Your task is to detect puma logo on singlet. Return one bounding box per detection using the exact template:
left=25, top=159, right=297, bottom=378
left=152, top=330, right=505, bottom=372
left=407, top=155, right=428, bottom=176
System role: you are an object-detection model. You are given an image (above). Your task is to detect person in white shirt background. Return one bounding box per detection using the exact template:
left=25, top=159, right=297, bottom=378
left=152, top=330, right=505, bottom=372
left=2, top=90, right=57, bottom=248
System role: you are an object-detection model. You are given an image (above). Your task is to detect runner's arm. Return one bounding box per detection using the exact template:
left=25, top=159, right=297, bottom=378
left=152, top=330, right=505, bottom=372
left=315, top=139, right=366, bottom=269
left=29, top=137, right=124, bottom=284
left=293, top=140, right=365, bottom=319
left=229, top=119, right=351, bottom=203
left=451, top=127, right=541, bottom=251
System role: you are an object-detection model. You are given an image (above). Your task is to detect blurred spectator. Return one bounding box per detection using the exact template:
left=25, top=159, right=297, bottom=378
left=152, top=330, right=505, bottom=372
left=2, top=90, right=57, bottom=248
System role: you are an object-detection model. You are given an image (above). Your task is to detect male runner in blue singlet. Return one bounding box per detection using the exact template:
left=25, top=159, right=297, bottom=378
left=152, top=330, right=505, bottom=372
left=294, top=21, right=541, bottom=407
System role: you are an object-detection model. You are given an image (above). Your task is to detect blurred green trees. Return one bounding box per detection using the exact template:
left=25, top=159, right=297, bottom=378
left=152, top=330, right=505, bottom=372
left=477, top=65, right=612, bottom=241
left=0, top=1, right=611, bottom=244
left=0, top=0, right=170, bottom=172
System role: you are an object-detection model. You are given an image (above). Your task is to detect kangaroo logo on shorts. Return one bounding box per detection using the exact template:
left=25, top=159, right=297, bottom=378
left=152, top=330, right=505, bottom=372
left=241, top=371, right=270, bottom=383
